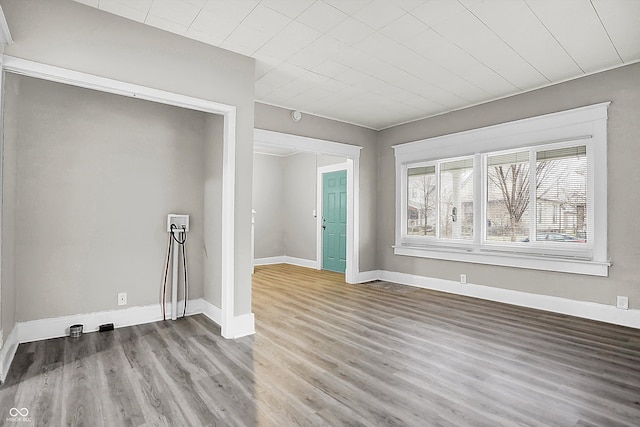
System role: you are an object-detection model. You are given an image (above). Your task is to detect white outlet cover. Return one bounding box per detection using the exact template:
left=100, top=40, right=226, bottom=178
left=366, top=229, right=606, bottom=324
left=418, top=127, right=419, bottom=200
left=616, top=296, right=629, bottom=310
left=118, top=292, right=127, bottom=306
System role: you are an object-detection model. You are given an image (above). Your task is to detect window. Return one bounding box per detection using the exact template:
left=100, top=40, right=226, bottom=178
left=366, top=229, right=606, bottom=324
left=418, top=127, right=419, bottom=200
left=394, top=103, right=610, bottom=276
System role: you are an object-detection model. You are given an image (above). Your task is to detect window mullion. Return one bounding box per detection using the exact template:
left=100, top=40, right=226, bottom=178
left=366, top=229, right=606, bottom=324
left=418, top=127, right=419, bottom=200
left=529, top=148, right=537, bottom=241
left=475, top=153, right=483, bottom=247
left=435, top=162, right=440, bottom=239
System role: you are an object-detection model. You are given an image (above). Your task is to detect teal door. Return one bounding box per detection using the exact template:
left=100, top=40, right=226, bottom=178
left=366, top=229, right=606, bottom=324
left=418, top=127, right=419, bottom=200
left=322, top=170, right=347, bottom=273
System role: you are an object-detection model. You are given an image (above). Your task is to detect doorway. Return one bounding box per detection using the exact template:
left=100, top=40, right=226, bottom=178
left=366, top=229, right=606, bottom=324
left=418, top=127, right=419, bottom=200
left=253, top=129, right=361, bottom=283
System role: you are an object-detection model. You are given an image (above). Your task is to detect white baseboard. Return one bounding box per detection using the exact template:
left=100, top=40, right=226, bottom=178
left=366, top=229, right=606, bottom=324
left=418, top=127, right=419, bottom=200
left=198, top=298, right=222, bottom=325
left=0, top=297, right=254, bottom=380
left=198, top=299, right=254, bottom=339
left=254, top=256, right=319, bottom=269
left=378, top=270, right=640, bottom=329
left=253, top=256, right=287, bottom=266
left=225, top=313, right=255, bottom=339
left=17, top=299, right=201, bottom=344
left=0, top=325, right=19, bottom=383
left=353, top=270, right=382, bottom=283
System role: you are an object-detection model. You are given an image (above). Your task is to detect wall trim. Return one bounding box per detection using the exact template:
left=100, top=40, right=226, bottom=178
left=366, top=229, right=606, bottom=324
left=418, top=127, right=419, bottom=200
left=0, top=325, right=18, bottom=383
left=376, top=270, right=640, bottom=329
left=198, top=298, right=223, bottom=325
left=0, top=56, right=246, bottom=340
left=18, top=300, right=201, bottom=344
left=254, top=256, right=319, bottom=269
left=354, top=270, right=382, bottom=283
left=226, top=313, right=255, bottom=339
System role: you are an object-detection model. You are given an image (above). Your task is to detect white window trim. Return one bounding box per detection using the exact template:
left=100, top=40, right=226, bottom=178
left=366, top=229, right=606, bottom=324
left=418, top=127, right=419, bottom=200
left=393, top=102, right=611, bottom=277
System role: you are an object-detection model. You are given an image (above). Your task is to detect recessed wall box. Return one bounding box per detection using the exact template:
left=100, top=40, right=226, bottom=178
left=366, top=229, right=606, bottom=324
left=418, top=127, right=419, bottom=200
left=167, top=214, right=189, bottom=232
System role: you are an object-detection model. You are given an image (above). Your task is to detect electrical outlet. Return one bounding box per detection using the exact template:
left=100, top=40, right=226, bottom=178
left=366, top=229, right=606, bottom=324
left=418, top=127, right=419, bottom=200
left=616, top=296, right=629, bottom=310
left=118, top=292, right=127, bottom=306
left=460, top=274, right=467, bottom=284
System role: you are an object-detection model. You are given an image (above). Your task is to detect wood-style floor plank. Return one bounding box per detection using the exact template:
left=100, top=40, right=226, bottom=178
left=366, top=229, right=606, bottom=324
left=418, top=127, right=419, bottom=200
left=1, top=263, right=640, bottom=426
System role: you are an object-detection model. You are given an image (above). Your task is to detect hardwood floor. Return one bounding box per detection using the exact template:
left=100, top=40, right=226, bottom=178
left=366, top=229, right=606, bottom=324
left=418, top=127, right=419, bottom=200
left=2, top=263, right=640, bottom=426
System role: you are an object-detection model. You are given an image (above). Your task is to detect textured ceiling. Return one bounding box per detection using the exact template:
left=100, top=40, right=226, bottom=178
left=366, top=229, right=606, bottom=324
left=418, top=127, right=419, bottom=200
left=73, top=0, right=640, bottom=130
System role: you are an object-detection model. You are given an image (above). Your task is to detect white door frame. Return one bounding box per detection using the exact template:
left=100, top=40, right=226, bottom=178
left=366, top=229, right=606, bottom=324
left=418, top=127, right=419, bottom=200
left=253, top=129, right=362, bottom=283
left=317, top=162, right=349, bottom=272
left=0, top=56, right=242, bottom=338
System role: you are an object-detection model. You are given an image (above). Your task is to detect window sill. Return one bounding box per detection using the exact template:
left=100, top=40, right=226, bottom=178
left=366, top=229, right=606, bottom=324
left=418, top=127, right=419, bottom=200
left=393, top=244, right=610, bottom=276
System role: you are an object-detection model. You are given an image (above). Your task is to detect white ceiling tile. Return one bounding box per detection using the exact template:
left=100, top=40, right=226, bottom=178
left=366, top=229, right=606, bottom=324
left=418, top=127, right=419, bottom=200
left=430, top=8, right=487, bottom=44
left=405, top=29, right=471, bottom=68
left=257, top=21, right=322, bottom=59
left=334, top=67, right=371, bottom=86
left=410, top=0, right=468, bottom=27
left=457, top=30, right=546, bottom=89
left=320, top=78, right=352, bottom=93
left=592, top=0, right=640, bottom=63
left=526, top=0, right=622, bottom=73
left=182, top=0, right=207, bottom=7
left=323, top=0, right=372, bottom=15
left=312, top=60, right=352, bottom=78
left=296, top=1, right=348, bottom=33
left=260, top=0, right=315, bottom=19
left=327, top=17, right=375, bottom=45
left=469, top=0, right=582, bottom=81
left=99, top=0, right=150, bottom=22
left=257, top=62, right=308, bottom=88
left=255, top=81, right=278, bottom=98
left=293, top=87, right=334, bottom=104
left=288, top=35, right=348, bottom=69
left=394, top=0, right=428, bottom=12
left=185, top=27, right=225, bottom=46
left=241, top=4, right=291, bottom=35
left=380, top=12, right=430, bottom=43
left=202, top=0, right=259, bottom=19
left=352, top=0, right=408, bottom=30
left=353, top=32, right=400, bottom=57
left=455, top=61, right=516, bottom=96
left=297, top=70, right=331, bottom=86
left=223, top=25, right=273, bottom=54
left=147, top=0, right=201, bottom=26
left=189, top=9, right=240, bottom=40
left=145, top=14, right=190, bottom=34
left=458, top=0, right=485, bottom=8
left=332, top=46, right=372, bottom=68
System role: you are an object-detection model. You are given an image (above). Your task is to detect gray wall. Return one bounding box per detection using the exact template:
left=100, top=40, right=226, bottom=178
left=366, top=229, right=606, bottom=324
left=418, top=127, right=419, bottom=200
left=284, top=153, right=318, bottom=261
left=252, top=153, right=285, bottom=259
left=1, top=72, right=18, bottom=340
left=254, top=103, right=378, bottom=271
left=1, top=0, right=255, bottom=317
left=253, top=152, right=346, bottom=262
left=203, top=115, right=224, bottom=308
left=7, top=75, right=206, bottom=321
left=378, top=62, right=640, bottom=309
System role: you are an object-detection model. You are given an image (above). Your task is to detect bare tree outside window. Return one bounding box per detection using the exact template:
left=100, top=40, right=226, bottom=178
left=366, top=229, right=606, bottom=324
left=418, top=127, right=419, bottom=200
left=407, top=167, right=436, bottom=236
